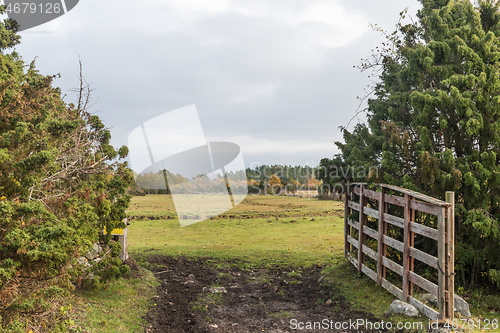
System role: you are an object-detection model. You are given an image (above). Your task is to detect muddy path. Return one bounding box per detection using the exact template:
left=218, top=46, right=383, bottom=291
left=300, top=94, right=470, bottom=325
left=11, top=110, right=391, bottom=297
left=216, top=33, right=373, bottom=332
left=143, top=256, right=387, bottom=333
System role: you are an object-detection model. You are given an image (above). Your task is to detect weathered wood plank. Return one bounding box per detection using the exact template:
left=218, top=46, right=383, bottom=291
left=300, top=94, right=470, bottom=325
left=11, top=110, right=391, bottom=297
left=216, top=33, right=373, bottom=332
left=364, top=206, right=379, bottom=219
left=403, top=194, right=411, bottom=301
left=352, top=187, right=379, bottom=200
left=377, top=190, right=385, bottom=286
left=409, top=222, right=438, bottom=241
left=348, top=219, right=359, bottom=230
left=408, top=296, right=439, bottom=320
left=384, top=193, right=405, bottom=206
left=344, top=187, right=350, bottom=257
left=409, top=271, right=438, bottom=296
left=410, top=207, right=415, bottom=296
left=438, top=207, right=446, bottom=320
left=351, top=183, right=451, bottom=207
left=361, top=264, right=377, bottom=282
left=352, top=186, right=377, bottom=199
left=347, top=235, right=358, bottom=249
left=363, top=225, right=378, bottom=239
left=347, top=254, right=358, bottom=268
left=358, top=187, right=366, bottom=272
left=352, top=186, right=361, bottom=195
left=410, top=199, right=440, bottom=216
left=383, top=235, right=404, bottom=252
left=381, top=278, right=403, bottom=300
left=378, top=183, right=451, bottom=207
left=348, top=201, right=360, bottom=211
left=362, top=244, right=378, bottom=261
left=382, top=257, right=403, bottom=276
left=446, top=191, right=455, bottom=320
left=384, top=213, right=404, bottom=228
left=409, top=246, right=438, bottom=269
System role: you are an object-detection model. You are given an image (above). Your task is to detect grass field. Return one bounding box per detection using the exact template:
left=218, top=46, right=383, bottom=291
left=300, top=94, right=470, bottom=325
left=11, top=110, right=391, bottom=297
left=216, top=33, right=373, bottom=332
left=73, top=194, right=500, bottom=332
left=128, top=194, right=344, bottom=267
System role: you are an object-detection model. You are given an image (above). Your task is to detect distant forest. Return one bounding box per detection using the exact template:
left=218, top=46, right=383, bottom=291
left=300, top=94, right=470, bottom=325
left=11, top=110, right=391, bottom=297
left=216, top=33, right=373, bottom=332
left=130, top=164, right=323, bottom=195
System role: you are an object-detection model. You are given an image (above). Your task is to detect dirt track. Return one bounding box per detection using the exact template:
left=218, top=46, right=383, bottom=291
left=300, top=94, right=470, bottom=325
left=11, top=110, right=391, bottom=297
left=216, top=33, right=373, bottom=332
left=143, top=256, right=386, bottom=333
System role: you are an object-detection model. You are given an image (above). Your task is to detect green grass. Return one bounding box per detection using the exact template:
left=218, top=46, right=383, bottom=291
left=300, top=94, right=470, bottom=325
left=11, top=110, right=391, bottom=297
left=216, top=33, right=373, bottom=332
left=70, top=269, right=159, bottom=333
left=128, top=195, right=344, bottom=268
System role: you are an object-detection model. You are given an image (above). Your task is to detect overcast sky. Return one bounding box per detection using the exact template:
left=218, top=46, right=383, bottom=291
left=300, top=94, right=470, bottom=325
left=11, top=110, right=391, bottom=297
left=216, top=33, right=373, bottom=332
left=11, top=0, right=422, bottom=168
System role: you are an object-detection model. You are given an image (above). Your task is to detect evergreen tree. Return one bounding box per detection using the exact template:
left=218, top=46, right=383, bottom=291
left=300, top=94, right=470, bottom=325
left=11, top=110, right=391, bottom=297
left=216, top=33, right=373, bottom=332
left=338, top=0, right=500, bottom=288
left=0, top=6, right=132, bottom=327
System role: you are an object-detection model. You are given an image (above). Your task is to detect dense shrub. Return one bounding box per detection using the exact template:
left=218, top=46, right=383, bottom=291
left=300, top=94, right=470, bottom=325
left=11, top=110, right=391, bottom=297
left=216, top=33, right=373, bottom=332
left=0, top=6, right=133, bottom=329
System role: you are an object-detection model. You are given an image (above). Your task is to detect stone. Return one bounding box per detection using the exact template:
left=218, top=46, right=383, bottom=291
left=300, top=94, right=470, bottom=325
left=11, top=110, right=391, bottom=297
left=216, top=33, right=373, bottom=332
left=325, top=299, right=332, bottom=306
left=421, top=293, right=438, bottom=307
left=85, top=243, right=102, bottom=260
left=77, top=256, right=90, bottom=267
left=420, top=293, right=471, bottom=318
left=454, top=294, right=471, bottom=318
left=385, top=300, right=419, bottom=317
left=203, top=286, right=227, bottom=293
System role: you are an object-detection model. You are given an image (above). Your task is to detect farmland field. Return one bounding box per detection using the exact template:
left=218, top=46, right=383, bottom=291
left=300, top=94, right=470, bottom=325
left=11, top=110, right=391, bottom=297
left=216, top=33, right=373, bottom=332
left=73, top=194, right=500, bottom=332
left=125, top=194, right=419, bottom=332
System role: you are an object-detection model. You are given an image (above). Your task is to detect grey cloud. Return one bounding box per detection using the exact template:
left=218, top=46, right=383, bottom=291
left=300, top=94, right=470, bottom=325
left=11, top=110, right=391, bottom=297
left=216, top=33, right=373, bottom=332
left=14, top=0, right=421, bottom=166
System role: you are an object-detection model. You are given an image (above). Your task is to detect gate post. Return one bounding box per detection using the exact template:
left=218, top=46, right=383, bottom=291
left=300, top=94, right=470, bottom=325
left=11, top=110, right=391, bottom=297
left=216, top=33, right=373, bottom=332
left=438, top=205, right=446, bottom=319
left=344, top=184, right=350, bottom=257
left=445, top=191, right=455, bottom=320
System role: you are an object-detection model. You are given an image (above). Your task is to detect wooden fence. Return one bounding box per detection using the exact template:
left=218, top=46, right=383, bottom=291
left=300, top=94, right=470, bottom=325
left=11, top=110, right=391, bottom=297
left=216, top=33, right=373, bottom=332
left=344, top=183, right=455, bottom=320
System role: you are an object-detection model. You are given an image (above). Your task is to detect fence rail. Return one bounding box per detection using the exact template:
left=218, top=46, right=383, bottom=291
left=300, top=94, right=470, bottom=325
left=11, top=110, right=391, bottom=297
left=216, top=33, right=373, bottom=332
left=344, top=183, right=455, bottom=320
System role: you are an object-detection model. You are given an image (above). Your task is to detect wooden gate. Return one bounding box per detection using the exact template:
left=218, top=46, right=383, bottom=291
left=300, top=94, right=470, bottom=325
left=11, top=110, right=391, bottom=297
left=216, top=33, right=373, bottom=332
left=344, top=183, right=455, bottom=320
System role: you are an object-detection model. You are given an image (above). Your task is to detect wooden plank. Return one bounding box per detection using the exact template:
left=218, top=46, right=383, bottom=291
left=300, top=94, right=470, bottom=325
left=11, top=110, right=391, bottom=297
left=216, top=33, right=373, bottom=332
left=362, top=244, right=378, bottom=261
left=377, top=190, right=385, bottom=286
left=409, top=247, right=438, bottom=269
left=383, top=203, right=388, bottom=279
left=384, top=213, right=404, bottom=228
left=348, top=219, right=359, bottom=230
left=352, top=185, right=361, bottom=195
left=410, top=199, right=440, bottom=216
left=378, top=183, right=451, bottom=207
left=382, top=257, right=403, bottom=276
left=364, top=206, right=379, bottom=219
left=358, top=187, right=365, bottom=272
left=344, top=187, right=350, bottom=257
left=353, top=186, right=379, bottom=200
left=364, top=189, right=379, bottom=200
left=409, top=271, right=438, bottom=296
left=438, top=206, right=446, bottom=320
left=402, top=194, right=411, bottom=301
left=351, top=183, right=451, bottom=207
left=409, top=222, right=438, bottom=241
left=347, top=254, right=358, bottom=268
left=348, top=201, right=360, bottom=211
left=384, top=193, right=405, bottom=206
left=347, top=235, right=358, bottom=249
left=383, top=235, right=404, bottom=252
left=408, top=296, right=439, bottom=320
left=363, top=225, right=378, bottom=239
left=361, top=264, right=377, bottom=282
left=410, top=207, right=415, bottom=297
left=446, top=191, right=455, bottom=320
left=381, top=278, right=403, bottom=300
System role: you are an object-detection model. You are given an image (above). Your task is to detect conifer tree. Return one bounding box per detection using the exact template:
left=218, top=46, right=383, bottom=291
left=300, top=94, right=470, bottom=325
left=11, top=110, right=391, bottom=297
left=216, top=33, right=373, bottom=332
left=0, top=6, right=133, bottom=327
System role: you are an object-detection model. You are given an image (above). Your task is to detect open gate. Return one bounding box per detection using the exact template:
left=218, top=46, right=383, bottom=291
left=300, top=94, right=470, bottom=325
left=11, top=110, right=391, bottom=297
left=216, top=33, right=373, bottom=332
left=344, top=183, right=455, bottom=320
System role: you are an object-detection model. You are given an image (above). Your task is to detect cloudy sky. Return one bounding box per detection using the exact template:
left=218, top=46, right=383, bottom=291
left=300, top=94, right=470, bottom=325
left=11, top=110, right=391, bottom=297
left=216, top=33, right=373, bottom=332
left=10, top=0, right=422, bottom=168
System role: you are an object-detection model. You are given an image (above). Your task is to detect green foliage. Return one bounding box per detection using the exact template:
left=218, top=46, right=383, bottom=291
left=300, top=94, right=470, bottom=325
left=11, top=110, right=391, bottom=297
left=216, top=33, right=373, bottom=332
left=337, top=0, right=500, bottom=289
left=0, top=7, right=132, bottom=329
